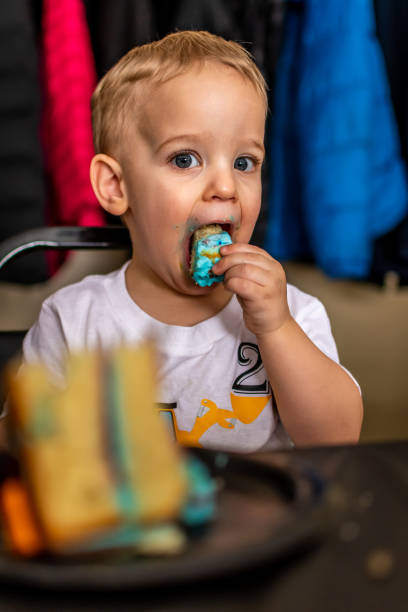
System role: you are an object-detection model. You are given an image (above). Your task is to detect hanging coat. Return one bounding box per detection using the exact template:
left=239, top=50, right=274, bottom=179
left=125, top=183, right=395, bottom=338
left=0, top=0, right=48, bottom=283
left=265, top=0, right=408, bottom=278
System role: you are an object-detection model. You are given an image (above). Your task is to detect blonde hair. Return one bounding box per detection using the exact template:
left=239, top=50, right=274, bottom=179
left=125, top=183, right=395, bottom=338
left=91, top=30, right=268, bottom=154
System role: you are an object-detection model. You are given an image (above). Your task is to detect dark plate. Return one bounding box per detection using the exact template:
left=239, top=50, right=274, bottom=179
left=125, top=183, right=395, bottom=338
left=0, top=449, right=330, bottom=591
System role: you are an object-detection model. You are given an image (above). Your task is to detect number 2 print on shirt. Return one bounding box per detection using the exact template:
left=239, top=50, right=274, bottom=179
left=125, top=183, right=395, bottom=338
left=158, top=343, right=272, bottom=447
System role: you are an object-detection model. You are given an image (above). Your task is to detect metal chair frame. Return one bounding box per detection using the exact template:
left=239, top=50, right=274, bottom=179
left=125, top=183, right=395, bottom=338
left=0, top=226, right=131, bottom=272
left=0, top=226, right=131, bottom=402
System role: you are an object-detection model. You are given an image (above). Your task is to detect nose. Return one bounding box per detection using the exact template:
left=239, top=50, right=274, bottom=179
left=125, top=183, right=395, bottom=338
left=202, top=163, right=237, bottom=202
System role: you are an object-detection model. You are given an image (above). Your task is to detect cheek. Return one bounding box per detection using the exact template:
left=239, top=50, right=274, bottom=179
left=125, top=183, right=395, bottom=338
left=239, top=191, right=261, bottom=240
left=154, top=183, right=194, bottom=223
left=244, top=187, right=262, bottom=221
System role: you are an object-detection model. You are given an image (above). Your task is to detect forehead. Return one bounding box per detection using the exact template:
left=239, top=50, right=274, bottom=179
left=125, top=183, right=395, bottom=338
left=129, top=63, right=265, bottom=146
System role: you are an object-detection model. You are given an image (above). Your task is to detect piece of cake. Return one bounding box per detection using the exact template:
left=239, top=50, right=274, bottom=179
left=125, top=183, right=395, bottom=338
left=190, top=224, right=232, bottom=287
left=1, top=344, right=216, bottom=557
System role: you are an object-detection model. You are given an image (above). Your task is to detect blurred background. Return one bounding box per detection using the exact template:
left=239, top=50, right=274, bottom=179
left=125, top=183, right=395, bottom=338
left=1, top=0, right=408, bottom=443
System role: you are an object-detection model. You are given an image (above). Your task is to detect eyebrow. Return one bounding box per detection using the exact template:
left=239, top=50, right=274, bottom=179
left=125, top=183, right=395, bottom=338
left=248, top=139, right=265, bottom=155
left=156, top=134, right=265, bottom=156
left=156, top=134, right=201, bottom=152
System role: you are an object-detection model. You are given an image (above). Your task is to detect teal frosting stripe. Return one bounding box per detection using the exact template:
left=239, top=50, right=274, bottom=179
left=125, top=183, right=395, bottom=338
left=106, top=356, right=139, bottom=520
left=181, top=456, right=217, bottom=526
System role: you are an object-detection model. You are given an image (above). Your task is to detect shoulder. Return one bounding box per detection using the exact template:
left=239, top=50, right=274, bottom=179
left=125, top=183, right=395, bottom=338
left=286, top=283, right=339, bottom=362
left=286, top=283, right=328, bottom=320
left=22, top=265, right=130, bottom=378
left=43, top=265, right=125, bottom=314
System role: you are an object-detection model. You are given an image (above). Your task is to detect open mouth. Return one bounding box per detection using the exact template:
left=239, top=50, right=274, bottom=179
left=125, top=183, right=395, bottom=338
left=186, top=223, right=233, bottom=270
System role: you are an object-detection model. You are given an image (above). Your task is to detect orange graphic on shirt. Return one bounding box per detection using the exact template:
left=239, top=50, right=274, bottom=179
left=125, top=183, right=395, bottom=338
left=172, top=393, right=271, bottom=448
left=229, top=392, right=270, bottom=424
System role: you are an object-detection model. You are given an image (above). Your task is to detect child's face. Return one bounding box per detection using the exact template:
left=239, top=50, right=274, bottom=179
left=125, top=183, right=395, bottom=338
left=121, top=61, right=265, bottom=295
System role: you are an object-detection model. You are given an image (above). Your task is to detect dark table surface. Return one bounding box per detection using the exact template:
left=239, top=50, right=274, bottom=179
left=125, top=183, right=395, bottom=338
left=0, top=440, right=406, bottom=611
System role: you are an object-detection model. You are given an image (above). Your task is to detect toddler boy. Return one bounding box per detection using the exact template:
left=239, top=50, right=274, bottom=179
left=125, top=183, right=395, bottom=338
left=22, top=31, right=363, bottom=451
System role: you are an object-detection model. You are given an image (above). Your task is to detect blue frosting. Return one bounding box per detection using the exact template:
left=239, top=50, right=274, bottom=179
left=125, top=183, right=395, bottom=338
left=191, top=231, right=232, bottom=286
left=181, top=456, right=217, bottom=526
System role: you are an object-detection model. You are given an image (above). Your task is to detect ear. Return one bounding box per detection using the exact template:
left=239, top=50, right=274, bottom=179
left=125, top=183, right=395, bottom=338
left=90, top=154, right=128, bottom=216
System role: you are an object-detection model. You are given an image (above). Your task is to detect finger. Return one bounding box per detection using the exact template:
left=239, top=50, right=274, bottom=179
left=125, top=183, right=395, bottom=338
left=223, top=275, right=264, bottom=300
left=214, top=250, right=279, bottom=275
left=223, top=260, right=287, bottom=298
left=222, top=262, right=270, bottom=290
left=219, top=242, right=274, bottom=259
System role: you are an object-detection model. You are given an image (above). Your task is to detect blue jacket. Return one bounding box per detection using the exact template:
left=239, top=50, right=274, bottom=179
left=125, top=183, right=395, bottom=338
left=264, top=0, right=408, bottom=278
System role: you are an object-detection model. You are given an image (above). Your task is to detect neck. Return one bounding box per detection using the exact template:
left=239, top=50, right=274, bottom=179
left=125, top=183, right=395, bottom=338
left=125, top=261, right=232, bottom=326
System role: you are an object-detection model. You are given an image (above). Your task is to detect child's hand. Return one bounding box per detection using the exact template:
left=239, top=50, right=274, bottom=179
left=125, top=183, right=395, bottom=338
left=212, top=243, right=291, bottom=338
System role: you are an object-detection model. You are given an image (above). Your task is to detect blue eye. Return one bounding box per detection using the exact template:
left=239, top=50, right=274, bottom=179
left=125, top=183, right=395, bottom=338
left=234, top=156, right=255, bottom=172
left=171, top=152, right=200, bottom=169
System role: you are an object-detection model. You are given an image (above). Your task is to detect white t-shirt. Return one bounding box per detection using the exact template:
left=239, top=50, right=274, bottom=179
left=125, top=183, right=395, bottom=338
left=22, top=262, right=342, bottom=452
